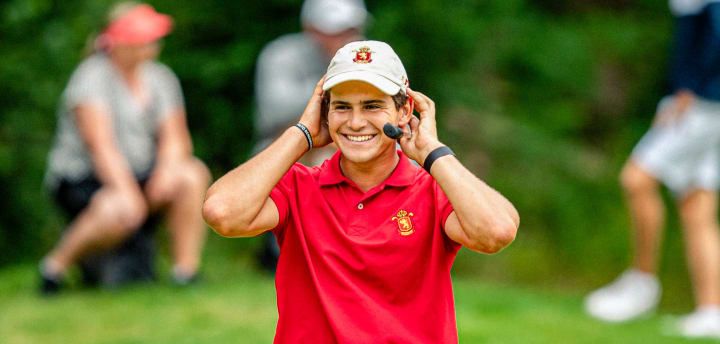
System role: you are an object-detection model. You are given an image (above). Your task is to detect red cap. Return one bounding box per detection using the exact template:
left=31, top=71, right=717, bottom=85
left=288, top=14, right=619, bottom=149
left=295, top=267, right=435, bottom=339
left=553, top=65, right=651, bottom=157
left=100, top=4, right=173, bottom=47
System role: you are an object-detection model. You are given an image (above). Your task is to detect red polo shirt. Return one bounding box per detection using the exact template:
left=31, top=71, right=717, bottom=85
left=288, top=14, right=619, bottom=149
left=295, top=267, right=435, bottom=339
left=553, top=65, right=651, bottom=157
left=269, top=151, right=461, bottom=344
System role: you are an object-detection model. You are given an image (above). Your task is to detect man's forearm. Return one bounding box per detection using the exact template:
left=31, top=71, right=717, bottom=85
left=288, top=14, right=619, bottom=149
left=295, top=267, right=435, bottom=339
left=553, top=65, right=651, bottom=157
left=430, top=155, right=519, bottom=247
left=204, top=126, right=308, bottom=232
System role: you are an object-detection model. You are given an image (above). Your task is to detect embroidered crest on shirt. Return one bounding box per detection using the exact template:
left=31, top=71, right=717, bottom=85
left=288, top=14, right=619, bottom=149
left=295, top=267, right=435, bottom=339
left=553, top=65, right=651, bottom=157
left=392, top=210, right=415, bottom=236
left=353, top=47, right=373, bottom=64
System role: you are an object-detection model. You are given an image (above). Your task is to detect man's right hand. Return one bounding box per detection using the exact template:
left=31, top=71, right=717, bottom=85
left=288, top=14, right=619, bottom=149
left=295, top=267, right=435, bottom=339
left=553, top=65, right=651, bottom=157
left=298, top=77, right=332, bottom=148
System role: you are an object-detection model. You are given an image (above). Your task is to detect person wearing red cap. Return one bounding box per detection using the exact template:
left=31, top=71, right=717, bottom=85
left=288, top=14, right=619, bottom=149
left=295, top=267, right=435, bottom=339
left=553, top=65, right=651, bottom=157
left=204, top=40, right=519, bottom=342
left=40, top=2, right=209, bottom=294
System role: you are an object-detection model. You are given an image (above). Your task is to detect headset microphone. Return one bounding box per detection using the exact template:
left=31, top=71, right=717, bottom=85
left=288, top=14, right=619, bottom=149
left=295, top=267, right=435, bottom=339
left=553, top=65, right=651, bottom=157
left=383, top=103, right=412, bottom=140
left=383, top=123, right=403, bottom=139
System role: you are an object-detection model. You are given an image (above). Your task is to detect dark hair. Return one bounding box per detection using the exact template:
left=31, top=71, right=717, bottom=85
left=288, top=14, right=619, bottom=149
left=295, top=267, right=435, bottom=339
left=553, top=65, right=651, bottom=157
left=321, top=89, right=408, bottom=119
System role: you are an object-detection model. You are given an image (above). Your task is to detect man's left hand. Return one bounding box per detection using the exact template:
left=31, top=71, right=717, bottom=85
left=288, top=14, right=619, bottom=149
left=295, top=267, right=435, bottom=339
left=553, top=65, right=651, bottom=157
left=399, top=88, right=445, bottom=165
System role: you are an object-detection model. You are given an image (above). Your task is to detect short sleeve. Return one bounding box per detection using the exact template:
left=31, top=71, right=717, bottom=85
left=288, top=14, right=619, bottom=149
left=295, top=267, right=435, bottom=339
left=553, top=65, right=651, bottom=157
left=63, top=57, right=110, bottom=110
left=269, top=165, right=300, bottom=235
left=435, top=182, right=460, bottom=251
left=270, top=188, right=290, bottom=233
left=150, top=63, right=185, bottom=123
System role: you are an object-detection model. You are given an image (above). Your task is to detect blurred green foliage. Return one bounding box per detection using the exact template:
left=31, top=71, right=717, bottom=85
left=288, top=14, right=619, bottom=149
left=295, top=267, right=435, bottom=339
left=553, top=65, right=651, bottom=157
left=0, top=0, right=687, bottom=293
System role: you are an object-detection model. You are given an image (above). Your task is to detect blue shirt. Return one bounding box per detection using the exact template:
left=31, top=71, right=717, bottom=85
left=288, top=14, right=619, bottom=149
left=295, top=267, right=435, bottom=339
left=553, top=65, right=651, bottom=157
left=669, top=1, right=720, bottom=101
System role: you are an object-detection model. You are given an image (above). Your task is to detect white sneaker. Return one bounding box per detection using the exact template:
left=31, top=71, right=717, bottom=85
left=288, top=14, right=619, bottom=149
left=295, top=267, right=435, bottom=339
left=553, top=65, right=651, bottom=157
left=667, top=307, right=720, bottom=339
left=584, top=269, right=661, bottom=322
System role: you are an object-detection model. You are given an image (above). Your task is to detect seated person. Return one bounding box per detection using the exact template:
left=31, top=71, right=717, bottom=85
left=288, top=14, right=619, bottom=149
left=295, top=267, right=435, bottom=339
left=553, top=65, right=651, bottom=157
left=40, top=2, right=209, bottom=295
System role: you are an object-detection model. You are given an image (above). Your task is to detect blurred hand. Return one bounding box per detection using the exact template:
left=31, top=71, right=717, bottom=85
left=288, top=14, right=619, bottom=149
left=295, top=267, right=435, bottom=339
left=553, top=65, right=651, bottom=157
left=144, top=163, right=177, bottom=209
left=399, top=88, right=445, bottom=164
left=653, top=91, right=694, bottom=127
left=298, top=77, right=332, bottom=148
left=94, top=180, right=148, bottom=229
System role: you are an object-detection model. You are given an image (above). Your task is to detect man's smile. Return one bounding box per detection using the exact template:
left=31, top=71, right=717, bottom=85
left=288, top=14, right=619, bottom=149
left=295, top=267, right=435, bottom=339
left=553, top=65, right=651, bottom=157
left=343, top=134, right=377, bottom=143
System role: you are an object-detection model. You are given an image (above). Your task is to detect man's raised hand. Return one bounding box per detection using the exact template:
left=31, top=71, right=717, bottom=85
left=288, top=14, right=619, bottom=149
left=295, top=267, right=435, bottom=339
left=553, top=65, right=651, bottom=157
left=298, top=77, right=332, bottom=148
left=400, top=88, right=444, bottom=165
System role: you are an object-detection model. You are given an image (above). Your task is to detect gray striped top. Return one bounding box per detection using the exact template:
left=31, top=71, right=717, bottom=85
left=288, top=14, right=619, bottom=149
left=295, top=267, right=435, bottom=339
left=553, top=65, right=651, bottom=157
left=45, top=53, right=184, bottom=190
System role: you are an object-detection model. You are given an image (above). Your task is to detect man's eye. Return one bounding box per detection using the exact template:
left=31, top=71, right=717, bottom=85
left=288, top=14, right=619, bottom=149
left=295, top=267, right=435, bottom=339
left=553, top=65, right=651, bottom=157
left=334, top=105, right=350, bottom=110
left=366, top=104, right=381, bottom=110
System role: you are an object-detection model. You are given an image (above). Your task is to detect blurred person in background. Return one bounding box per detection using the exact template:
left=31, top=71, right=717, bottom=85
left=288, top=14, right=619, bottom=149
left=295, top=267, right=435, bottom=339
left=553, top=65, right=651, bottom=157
left=585, top=0, right=720, bottom=338
left=204, top=40, right=519, bottom=342
left=253, top=0, right=368, bottom=273
left=39, top=2, right=210, bottom=295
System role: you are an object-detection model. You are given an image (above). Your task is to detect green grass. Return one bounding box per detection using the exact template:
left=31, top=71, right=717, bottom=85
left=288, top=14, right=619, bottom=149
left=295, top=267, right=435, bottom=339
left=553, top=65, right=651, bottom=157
left=0, top=245, right=715, bottom=343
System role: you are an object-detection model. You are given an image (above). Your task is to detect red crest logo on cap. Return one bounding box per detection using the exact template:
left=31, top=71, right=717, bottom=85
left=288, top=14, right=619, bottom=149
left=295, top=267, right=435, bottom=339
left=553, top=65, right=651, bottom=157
left=353, top=47, right=373, bottom=64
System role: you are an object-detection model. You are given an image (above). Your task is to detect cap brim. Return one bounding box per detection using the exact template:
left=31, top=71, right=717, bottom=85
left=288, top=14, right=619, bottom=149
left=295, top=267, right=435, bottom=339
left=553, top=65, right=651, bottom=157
left=106, top=6, right=173, bottom=46
left=135, top=14, right=173, bottom=43
left=323, top=71, right=401, bottom=95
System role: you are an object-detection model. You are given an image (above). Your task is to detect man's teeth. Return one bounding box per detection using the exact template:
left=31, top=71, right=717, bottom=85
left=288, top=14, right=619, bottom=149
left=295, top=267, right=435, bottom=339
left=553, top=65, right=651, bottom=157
left=347, top=135, right=374, bottom=142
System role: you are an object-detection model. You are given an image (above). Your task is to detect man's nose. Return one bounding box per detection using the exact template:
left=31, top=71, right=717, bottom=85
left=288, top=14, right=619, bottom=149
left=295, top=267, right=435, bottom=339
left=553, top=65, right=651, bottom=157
left=348, top=109, right=366, bottom=130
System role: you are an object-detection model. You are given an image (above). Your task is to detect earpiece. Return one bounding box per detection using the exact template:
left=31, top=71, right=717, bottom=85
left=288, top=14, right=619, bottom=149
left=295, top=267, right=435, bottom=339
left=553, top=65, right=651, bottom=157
left=383, top=102, right=412, bottom=140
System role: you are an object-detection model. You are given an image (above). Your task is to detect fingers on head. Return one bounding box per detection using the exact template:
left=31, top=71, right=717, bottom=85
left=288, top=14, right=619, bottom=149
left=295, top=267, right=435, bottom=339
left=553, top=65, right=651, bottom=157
left=409, top=116, right=420, bottom=130
left=408, top=90, right=433, bottom=112
left=314, top=76, right=326, bottom=95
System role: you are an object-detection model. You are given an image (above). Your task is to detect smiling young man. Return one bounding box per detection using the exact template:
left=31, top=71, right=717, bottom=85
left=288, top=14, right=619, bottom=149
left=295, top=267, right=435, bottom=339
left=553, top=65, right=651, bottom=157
left=203, top=41, right=519, bottom=343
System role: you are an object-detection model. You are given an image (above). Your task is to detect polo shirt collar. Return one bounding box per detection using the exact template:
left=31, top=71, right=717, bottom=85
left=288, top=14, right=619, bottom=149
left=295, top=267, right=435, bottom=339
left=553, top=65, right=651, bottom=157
left=318, top=150, right=417, bottom=188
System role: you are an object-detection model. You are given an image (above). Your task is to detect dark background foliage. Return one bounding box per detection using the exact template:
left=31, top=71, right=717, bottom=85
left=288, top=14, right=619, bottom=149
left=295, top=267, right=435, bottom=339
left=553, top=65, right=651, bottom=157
left=0, top=0, right=691, bottom=304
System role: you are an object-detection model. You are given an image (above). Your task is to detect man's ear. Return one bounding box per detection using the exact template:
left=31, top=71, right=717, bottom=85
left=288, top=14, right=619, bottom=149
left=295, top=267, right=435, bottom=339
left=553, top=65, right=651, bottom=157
left=398, top=101, right=413, bottom=126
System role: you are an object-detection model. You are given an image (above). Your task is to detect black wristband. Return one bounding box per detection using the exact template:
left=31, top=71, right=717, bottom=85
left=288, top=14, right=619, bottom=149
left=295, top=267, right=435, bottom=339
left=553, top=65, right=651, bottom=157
left=294, top=123, right=313, bottom=151
left=423, top=146, right=455, bottom=173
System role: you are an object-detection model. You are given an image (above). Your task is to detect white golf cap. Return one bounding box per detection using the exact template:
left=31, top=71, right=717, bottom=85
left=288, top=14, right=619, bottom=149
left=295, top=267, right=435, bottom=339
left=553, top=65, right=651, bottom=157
left=323, top=40, right=408, bottom=96
left=301, top=0, right=367, bottom=35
